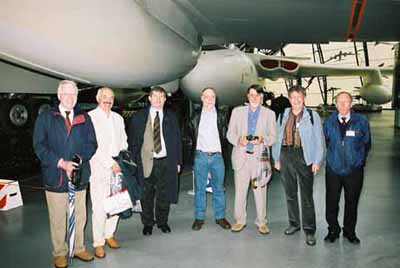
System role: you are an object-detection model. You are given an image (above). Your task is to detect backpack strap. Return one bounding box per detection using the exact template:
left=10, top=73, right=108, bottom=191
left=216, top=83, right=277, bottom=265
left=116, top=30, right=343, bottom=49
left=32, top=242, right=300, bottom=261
left=307, top=108, right=314, bottom=125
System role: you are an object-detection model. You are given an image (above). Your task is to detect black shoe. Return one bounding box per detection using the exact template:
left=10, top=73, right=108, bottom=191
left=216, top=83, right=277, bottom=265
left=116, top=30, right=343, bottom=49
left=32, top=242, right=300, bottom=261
left=192, top=219, right=204, bottom=231
left=142, top=225, right=153, bottom=236
left=343, top=232, right=360, bottom=244
left=284, top=226, right=300, bottom=235
left=324, top=231, right=340, bottom=243
left=306, top=233, right=316, bottom=246
left=158, top=224, right=171, bottom=233
left=215, top=218, right=231, bottom=230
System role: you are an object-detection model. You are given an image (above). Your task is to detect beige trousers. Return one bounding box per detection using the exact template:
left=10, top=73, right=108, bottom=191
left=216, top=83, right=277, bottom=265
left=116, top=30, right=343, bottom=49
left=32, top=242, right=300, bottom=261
left=90, top=178, right=119, bottom=247
left=233, top=154, right=267, bottom=227
left=45, top=190, right=87, bottom=257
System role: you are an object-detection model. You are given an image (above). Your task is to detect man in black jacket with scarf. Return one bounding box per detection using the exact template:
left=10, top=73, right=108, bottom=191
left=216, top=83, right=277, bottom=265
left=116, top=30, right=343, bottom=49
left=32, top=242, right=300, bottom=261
left=190, top=87, right=231, bottom=231
left=128, top=86, right=182, bottom=236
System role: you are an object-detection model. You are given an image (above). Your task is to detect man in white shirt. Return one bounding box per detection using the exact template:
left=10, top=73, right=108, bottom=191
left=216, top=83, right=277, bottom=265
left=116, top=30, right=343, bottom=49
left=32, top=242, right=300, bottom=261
left=89, top=87, right=128, bottom=258
left=191, top=87, right=231, bottom=231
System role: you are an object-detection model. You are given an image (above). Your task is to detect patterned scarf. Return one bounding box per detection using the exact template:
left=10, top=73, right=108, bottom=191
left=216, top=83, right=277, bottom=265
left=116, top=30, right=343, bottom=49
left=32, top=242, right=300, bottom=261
left=283, top=109, right=303, bottom=147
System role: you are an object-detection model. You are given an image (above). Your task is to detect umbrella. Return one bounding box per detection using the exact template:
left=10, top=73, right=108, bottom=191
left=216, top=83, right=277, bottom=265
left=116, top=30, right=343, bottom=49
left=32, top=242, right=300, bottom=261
left=67, top=181, right=76, bottom=260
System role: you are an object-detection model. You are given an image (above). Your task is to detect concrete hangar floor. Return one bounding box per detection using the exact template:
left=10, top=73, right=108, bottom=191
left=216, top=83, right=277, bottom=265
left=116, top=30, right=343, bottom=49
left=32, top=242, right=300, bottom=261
left=0, top=110, right=399, bottom=268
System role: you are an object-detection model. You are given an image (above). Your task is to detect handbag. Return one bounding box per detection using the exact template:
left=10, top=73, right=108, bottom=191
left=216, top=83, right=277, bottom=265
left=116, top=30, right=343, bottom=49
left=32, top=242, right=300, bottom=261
left=251, top=145, right=272, bottom=189
left=103, top=188, right=133, bottom=218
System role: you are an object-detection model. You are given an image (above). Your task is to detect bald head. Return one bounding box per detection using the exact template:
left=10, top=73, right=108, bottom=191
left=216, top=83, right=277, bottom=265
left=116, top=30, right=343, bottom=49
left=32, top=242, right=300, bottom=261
left=96, top=87, right=115, bottom=114
left=335, top=91, right=353, bottom=116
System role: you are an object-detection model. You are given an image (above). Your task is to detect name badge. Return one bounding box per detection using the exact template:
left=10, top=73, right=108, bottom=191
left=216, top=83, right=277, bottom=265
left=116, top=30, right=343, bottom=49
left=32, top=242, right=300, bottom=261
left=346, top=130, right=355, bottom=137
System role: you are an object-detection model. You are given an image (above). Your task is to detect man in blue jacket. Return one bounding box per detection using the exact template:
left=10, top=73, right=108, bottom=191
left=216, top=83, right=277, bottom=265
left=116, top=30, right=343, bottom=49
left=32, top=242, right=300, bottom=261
left=33, top=80, right=97, bottom=268
left=323, top=91, right=371, bottom=244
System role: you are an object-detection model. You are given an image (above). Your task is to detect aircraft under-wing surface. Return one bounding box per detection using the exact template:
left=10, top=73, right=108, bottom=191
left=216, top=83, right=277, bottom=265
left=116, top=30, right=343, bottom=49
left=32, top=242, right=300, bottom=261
left=181, top=49, right=393, bottom=105
left=0, top=0, right=398, bottom=129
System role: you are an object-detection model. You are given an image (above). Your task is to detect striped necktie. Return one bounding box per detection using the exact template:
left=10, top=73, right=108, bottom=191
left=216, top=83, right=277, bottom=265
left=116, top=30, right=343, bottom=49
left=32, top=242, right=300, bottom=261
left=153, top=111, right=162, bottom=153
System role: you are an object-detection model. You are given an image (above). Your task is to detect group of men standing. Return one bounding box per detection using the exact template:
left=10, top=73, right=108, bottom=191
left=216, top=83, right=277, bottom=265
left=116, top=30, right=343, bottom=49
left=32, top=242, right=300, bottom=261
left=190, top=84, right=370, bottom=248
left=33, top=80, right=370, bottom=268
left=33, top=82, right=181, bottom=268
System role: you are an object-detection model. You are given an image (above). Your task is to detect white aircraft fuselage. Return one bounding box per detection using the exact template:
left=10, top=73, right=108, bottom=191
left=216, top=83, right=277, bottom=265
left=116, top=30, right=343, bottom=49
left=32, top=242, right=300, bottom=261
left=0, top=0, right=200, bottom=89
left=0, top=0, right=397, bottom=105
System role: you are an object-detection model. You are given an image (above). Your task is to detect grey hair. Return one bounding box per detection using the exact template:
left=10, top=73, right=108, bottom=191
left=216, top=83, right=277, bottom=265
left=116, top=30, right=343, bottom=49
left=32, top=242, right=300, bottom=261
left=57, top=80, right=78, bottom=94
left=335, top=91, right=353, bottom=103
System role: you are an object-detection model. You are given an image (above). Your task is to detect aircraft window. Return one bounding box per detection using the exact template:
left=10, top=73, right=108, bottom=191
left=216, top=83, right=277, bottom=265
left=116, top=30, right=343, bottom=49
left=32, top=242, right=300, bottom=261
left=282, top=61, right=298, bottom=71
left=260, top=59, right=279, bottom=69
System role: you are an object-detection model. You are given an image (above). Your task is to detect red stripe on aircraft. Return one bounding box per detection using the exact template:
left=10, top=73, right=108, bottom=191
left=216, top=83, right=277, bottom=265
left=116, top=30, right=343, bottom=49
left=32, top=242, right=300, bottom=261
left=353, top=0, right=367, bottom=37
left=345, top=0, right=367, bottom=41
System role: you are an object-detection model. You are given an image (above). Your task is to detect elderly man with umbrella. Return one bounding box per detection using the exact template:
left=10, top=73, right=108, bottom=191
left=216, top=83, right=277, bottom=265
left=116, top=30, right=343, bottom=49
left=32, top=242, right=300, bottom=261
left=33, top=80, right=97, bottom=268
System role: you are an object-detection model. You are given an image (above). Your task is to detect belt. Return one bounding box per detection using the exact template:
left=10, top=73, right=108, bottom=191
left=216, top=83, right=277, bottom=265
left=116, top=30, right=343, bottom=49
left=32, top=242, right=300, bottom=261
left=282, top=145, right=302, bottom=149
left=153, top=156, right=167, bottom=161
left=197, top=150, right=220, bottom=156
left=246, top=151, right=254, bottom=154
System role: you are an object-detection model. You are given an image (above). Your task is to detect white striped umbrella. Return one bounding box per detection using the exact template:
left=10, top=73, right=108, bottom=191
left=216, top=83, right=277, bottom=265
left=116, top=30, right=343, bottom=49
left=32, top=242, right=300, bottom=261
left=67, top=181, right=76, bottom=260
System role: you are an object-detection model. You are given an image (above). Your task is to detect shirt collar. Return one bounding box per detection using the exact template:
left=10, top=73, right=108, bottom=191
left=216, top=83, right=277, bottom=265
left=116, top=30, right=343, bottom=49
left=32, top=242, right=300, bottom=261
left=248, top=105, right=260, bottom=114
left=202, top=106, right=217, bottom=114
left=337, top=112, right=351, bottom=122
left=150, top=106, right=163, bottom=115
left=58, top=104, right=74, bottom=118
left=96, top=106, right=112, bottom=118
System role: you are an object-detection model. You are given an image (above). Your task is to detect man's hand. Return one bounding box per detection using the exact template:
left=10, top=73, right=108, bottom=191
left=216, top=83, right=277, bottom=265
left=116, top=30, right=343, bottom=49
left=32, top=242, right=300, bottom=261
left=311, top=164, right=320, bottom=175
left=250, top=136, right=264, bottom=145
left=112, top=162, right=121, bottom=174
left=274, top=162, right=281, bottom=171
left=239, top=136, right=248, bottom=147
left=59, top=159, right=78, bottom=180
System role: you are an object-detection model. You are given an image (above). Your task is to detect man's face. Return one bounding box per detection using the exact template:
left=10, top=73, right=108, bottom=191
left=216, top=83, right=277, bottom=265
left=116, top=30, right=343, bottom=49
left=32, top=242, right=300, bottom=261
left=58, top=84, right=78, bottom=111
left=97, top=89, right=114, bottom=113
left=148, top=91, right=166, bottom=110
left=201, top=89, right=216, bottom=108
left=247, top=88, right=262, bottom=109
left=336, top=93, right=352, bottom=115
left=289, top=91, right=305, bottom=111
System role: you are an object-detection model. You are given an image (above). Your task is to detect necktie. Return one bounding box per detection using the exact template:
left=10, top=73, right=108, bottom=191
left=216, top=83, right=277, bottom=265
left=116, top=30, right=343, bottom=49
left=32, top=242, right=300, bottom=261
left=341, top=117, right=346, bottom=124
left=65, top=111, right=72, bottom=134
left=153, top=111, right=162, bottom=154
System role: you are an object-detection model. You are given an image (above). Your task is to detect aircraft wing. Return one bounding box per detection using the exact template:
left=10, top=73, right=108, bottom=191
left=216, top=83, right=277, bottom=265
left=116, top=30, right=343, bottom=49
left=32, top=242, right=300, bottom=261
left=247, top=53, right=393, bottom=85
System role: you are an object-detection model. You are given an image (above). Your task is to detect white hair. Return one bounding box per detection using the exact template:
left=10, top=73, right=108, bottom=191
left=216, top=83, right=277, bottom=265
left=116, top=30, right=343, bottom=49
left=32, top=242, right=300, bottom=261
left=57, top=80, right=78, bottom=94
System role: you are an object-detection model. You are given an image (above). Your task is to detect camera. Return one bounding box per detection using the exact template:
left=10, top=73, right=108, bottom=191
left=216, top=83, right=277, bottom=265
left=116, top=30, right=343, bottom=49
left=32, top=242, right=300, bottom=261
left=246, top=135, right=259, bottom=141
left=71, top=155, right=82, bottom=186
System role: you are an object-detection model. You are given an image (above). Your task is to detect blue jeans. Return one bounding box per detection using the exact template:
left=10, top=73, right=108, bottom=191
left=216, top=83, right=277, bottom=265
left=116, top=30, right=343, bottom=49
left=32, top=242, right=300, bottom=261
left=194, top=151, right=226, bottom=220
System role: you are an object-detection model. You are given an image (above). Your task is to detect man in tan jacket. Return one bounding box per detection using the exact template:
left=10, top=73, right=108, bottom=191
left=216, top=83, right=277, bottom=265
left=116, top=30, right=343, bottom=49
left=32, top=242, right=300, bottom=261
left=227, top=85, right=276, bottom=234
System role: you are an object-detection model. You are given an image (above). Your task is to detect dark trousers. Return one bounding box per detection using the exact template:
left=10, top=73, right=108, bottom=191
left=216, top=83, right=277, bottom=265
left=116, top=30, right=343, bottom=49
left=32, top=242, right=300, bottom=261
left=141, top=158, right=170, bottom=227
left=325, top=167, right=364, bottom=235
left=280, top=147, right=316, bottom=234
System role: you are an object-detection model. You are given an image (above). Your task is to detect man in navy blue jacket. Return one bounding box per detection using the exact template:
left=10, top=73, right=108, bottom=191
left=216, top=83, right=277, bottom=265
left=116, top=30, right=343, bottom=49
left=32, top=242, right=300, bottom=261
left=323, top=91, right=371, bottom=244
left=128, top=86, right=182, bottom=236
left=33, top=80, right=97, bottom=268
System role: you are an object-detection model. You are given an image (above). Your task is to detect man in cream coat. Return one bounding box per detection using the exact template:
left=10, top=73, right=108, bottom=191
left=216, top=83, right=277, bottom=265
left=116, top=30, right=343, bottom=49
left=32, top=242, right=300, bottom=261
left=89, top=88, right=128, bottom=258
left=227, top=85, right=276, bottom=234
